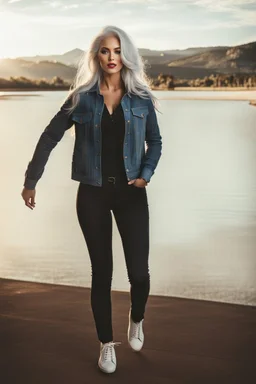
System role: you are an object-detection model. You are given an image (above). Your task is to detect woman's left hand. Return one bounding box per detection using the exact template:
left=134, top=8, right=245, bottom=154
left=128, top=178, right=148, bottom=188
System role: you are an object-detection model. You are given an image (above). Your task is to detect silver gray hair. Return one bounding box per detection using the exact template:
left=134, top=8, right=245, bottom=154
left=64, top=25, right=160, bottom=113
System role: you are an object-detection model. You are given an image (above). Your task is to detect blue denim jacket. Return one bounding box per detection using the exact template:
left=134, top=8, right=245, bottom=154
left=24, top=81, right=162, bottom=189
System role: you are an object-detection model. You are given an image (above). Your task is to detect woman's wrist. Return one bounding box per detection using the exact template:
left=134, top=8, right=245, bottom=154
left=138, top=178, right=148, bottom=185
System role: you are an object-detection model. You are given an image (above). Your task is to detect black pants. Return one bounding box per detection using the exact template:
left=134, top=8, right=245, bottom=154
left=76, top=178, right=150, bottom=343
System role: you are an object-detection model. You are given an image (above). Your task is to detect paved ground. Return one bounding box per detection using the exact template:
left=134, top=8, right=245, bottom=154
left=1, top=278, right=255, bottom=384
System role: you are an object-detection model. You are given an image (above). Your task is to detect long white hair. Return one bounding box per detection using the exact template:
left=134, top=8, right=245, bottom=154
left=65, top=25, right=160, bottom=113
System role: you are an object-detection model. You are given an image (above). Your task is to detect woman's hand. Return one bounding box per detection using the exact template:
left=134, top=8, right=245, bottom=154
left=128, top=178, right=148, bottom=188
left=21, top=188, right=36, bottom=210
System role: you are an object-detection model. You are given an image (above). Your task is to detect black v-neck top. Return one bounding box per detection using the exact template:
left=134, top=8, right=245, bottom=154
left=101, top=103, right=128, bottom=184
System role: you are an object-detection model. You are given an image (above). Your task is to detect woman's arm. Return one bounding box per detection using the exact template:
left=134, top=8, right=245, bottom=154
left=139, top=98, right=162, bottom=183
left=23, top=96, right=74, bottom=190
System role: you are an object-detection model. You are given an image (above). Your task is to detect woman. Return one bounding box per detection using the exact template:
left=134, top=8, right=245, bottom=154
left=21, top=25, right=162, bottom=374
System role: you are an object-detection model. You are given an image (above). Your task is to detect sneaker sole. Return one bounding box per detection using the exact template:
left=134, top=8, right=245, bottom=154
left=127, top=340, right=143, bottom=352
left=98, top=362, right=116, bottom=374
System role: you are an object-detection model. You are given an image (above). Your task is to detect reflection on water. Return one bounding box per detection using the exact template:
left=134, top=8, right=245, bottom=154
left=0, top=91, right=255, bottom=306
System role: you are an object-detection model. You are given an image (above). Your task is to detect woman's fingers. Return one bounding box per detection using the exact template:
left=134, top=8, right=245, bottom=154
left=128, top=178, right=137, bottom=185
left=21, top=188, right=36, bottom=210
left=31, top=196, right=35, bottom=207
left=26, top=198, right=34, bottom=210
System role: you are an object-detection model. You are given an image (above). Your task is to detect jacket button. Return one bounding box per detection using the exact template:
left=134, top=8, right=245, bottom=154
left=127, top=120, right=130, bottom=123
left=126, top=169, right=129, bottom=172
left=124, top=156, right=127, bottom=159
left=95, top=124, right=98, bottom=127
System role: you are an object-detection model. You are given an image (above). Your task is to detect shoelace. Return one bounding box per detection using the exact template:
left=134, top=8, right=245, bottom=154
left=102, top=341, right=122, bottom=360
left=131, top=320, right=143, bottom=340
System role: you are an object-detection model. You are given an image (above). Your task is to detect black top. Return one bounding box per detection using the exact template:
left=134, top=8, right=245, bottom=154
left=101, top=103, right=128, bottom=185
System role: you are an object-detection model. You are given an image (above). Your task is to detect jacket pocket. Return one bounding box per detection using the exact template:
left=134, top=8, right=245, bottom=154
left=131, top=107, right=149, bottom=142
left=131, top=106, right=149, bottom=118
left=72, top=112, right=93, bottom=124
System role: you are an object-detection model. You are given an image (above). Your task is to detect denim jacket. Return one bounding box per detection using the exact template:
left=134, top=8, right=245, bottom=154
left=24, top=81, right=162, bottom=189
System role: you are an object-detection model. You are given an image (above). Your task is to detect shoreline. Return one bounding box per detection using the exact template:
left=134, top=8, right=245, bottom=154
left=1, top=86, right=256, bottom=92
left=154, top=86, right=256, bottom=91
left=0, top=87, right=256, bottom=105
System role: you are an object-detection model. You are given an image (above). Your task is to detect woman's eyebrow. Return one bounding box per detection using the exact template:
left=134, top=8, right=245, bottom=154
left=100, top=46, right=120, bottom=49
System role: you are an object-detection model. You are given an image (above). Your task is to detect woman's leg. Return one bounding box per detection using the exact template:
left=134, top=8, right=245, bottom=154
left=76, top=183, right=114, bottom=343
left=112, top=186, right=150, bottom=322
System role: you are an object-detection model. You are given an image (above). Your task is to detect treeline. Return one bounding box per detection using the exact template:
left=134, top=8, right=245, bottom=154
left=0, top=76, right=70, bottom=89
left=153, top=73, right=256, bottom=89
left=1, top=74, right=256, bottom=90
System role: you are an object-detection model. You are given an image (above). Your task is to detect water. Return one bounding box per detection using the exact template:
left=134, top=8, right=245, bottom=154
left=0, top=90, right=255, bottom=306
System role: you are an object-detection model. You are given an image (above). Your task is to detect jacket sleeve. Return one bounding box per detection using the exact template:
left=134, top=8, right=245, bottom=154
left=23, top=96, right=74, bottom=190
left=139, top=98, right=162, bottom=183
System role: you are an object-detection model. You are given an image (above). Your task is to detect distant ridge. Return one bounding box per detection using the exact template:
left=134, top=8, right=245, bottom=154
left=0, top=59, right=76, bottom=81
left=168, top=41, right=256, bottom=73
left=18, top=48, right=84, bottom=67
left=0, top=41, right=254, bottom=80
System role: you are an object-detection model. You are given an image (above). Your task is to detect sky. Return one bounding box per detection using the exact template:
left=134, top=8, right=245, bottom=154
left=0, top=0, right=256, bottom=58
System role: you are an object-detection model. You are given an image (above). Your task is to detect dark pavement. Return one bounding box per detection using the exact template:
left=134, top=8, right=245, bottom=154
left=0, top=278, right=255, bottom=384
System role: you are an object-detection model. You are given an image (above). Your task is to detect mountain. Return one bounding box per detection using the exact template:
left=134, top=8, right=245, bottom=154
left=1, top=41, right=255, bottom=81
left=167, top=41, right=256, bottom=73
left=18, top=48, right=84, bottom=67
left=147, top=64, right=219, bottom=79
left=0, top=59, right=76, bottom=80
left=18, top=47, right=220, bottom=66
left=163, top=46, right=230, bottom=56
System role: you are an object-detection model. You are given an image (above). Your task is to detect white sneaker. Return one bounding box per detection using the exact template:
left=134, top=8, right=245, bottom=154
left=127, top=308, right=144, bottom=351
left=98, top=341, right=121, bottom=374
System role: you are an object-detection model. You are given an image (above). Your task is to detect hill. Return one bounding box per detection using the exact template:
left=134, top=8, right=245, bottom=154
left=0, top=59, right=76, bottom=81
left=0, top=41, right=254, bottom=82
left=168, top=41, right=256, bottom=73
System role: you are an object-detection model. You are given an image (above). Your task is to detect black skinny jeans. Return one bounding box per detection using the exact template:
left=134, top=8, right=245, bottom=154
left=76, top=179, right=150, bottom=343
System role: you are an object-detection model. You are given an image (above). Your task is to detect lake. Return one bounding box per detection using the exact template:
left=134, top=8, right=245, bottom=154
left=0, top=90, right=255, bottom=306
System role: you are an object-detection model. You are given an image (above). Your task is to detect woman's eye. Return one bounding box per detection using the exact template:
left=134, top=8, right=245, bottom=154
left=100, top=50, right=121, bottom=54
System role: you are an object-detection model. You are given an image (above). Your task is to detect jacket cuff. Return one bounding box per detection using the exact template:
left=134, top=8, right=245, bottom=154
left=139, top=167, right=153, bottom=183
left=24, top=178, right=37, bottom=190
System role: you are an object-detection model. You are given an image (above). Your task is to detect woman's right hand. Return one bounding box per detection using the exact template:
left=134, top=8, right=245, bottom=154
left=21, top=188, right=36, bottom=210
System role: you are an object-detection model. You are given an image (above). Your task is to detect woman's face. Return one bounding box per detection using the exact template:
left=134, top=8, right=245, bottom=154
left=98, top=35, right=123, bottom=74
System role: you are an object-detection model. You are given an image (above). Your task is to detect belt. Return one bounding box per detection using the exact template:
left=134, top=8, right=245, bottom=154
left=107, top=176, right=116, bottom=184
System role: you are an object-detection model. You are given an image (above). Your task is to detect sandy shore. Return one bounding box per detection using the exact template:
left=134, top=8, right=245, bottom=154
left=167, top=87, right=256, bottom=91
left=1, top=88, right=256, bottom=104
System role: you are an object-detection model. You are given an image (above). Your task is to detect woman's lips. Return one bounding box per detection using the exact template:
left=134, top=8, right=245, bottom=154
left=107, top=64, right=116, bottom=68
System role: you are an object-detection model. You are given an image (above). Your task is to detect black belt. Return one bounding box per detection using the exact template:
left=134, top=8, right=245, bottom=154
left=107, top=176, right=116, bottom=184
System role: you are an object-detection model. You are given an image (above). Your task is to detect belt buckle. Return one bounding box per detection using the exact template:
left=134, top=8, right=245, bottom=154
left=108, top=176, right=116, bottom=184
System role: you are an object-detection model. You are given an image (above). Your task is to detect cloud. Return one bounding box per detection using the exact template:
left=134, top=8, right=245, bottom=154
left=147, top=3, right=173, bottom=10
left=108, top=0, right=159, bottom=3
left=193, top=0, right=256, bottom=10
left=43, top=1, right=62, bottom=8
left=8, top=0, right=22, bottom=3
left=191, top=0, right=256, bottom=26
left=63, top=4, right=79, bottom=10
